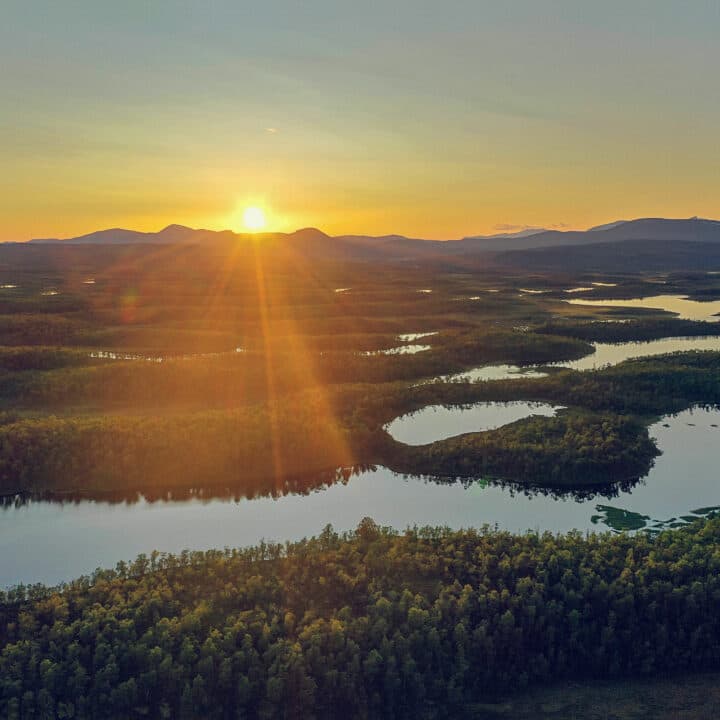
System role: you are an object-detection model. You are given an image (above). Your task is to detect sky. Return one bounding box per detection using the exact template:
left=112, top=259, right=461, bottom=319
left=1, top=1, right=719, bottom=241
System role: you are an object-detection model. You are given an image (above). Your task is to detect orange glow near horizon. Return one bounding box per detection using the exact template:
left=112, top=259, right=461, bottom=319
left=6, top=194, right=720, bottom=243
left=4, top=3, right=720, bottom=242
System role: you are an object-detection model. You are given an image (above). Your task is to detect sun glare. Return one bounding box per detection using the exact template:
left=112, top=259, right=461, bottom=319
left=242, top=206, right=267, bottom=231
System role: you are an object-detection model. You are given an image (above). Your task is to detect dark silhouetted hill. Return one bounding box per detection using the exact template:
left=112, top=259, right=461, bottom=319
left=26, top=217, right=720, bottom=269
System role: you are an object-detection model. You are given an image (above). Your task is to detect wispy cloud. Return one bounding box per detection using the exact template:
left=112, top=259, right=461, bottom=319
left=494, top=222, right=570, bottom=232
left=265, top=127, right=278, bottom=134
left=494, top=223, right=544, bottom=232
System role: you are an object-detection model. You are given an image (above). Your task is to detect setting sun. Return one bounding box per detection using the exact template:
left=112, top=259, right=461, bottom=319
left=242, top=206, right=266, bottom=232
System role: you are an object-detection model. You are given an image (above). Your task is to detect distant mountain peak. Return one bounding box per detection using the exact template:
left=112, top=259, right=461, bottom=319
left=286, top=227, right=333, bottom=243
left=464, top=227, right=549, bottom=241
left=160, top=223, right=193, bottom=233
left=24, top=216, right=720, bottom=269
left=294, top=226, right=328, bottom=236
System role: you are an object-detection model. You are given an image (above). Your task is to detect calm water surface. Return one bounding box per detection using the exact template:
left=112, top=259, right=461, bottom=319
left=398, top=332, right=438, bottom=342
left=363, top=344, right=431, bottom=356
left=2, top=408, right=719, bottom=587
left=553, top=335, right=720, bottom=371
left=566, top=295, right=720, bottom=321
left=437, top=336, right=720, bottom=381
left=386, top=401, right=562, bottom=445
left=440, top=364, right=548, bottom=383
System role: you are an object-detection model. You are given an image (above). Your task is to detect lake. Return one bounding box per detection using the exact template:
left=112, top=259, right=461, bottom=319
left=435, top=335, right=720, bottom=382
left=2, top=407, right=719, bottom=588
left=553, top=335, right=720, bottom=371
left=386, top=401, right=562, bottom=445
left=565, top=294, right=720, bottom=321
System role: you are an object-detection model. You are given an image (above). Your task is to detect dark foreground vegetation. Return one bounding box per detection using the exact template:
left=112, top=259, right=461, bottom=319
left=2, top=517, right=720, bottom=718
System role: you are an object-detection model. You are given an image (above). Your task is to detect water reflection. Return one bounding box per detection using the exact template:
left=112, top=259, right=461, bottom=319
left=386, top=401, right=563, bottom=445
left=89, top=347, right=246, bottom=363
left=362, top=344, right=431, bottom=356
left=566, top=295, right=720, bottom=322
left=440, top=364, right=548, bottom=383
left=592, top=504, right=720, bottom=533
left=398, top=331, right=438, bottom=342
left=436, top=336, right=720, bottom=381
left=552, top=335, right=720, bottom=371
left=583, top=407, right=720, bottom=533
left=90, top=350, right=164, bottom=362
left=2, top=408, right=719, bottom=587
left=460, top=291, right=500, bottom=299
left=1, top=466, right=370, bottom=509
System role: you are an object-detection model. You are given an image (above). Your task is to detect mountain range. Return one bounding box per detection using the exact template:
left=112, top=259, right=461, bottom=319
left=26, top=217, right=720, bottom=271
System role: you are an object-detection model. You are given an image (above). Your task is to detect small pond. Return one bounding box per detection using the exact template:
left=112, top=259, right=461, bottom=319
left=398, top=332, right=438, bottom=342
left=386, top=401, right=563, bottom=445
left=439, top=364, right=548, bottom=383
left=364, top=344, right=431, bottom=356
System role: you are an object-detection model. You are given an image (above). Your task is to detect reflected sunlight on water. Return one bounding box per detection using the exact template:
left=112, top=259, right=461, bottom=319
left=566, top=295, right=720, bottom=322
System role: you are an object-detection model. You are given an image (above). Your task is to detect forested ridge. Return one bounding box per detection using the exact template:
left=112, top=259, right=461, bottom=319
left=2, top=351, right=720, bottom=496
left=0, top=330, right=590, bottom=409
left=536, top=317, right=720, bottom=343
left=2, top=518, right=720, bottom=718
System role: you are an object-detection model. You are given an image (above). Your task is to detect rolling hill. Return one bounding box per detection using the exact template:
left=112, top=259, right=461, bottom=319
left=25, top=217, right=720, bottom=270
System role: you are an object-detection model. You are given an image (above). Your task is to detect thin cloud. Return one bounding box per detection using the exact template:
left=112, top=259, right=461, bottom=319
left=494, top=223, right=544, bottom=232
left=494, top=222, right=570, bottom=232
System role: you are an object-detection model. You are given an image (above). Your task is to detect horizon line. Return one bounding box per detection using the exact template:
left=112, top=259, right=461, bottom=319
left=12, top=215, right=720, bottom=245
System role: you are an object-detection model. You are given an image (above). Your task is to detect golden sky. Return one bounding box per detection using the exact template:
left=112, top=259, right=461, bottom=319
left=2, top=1, right=719, bottom=241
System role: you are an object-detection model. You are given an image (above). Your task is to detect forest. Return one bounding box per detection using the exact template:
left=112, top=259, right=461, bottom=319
left=0, top=349, right=718, bottom=496
left=2, top=516, right=720, bottom=718
left=0, top=245, right=718, bottom=498
left=3, top=245, right=720, bottom=716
